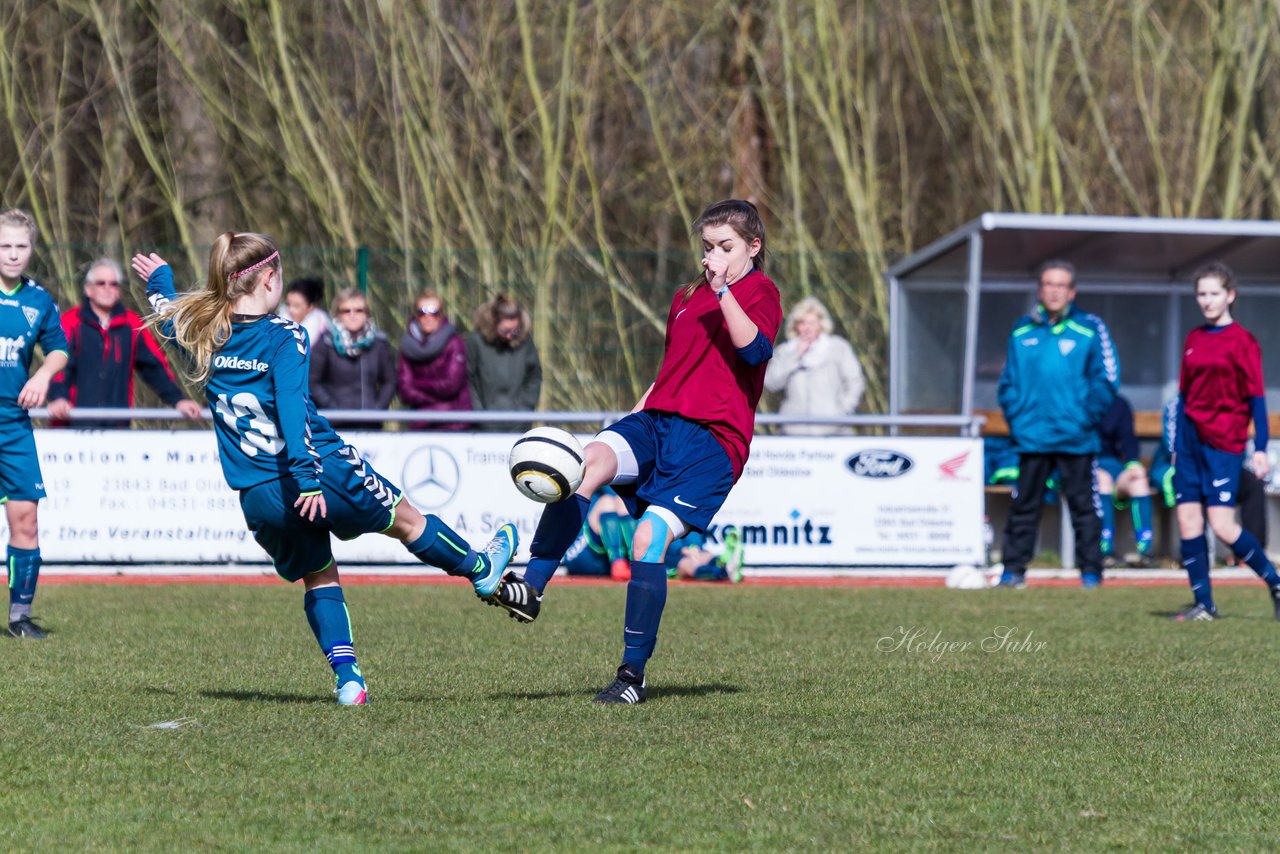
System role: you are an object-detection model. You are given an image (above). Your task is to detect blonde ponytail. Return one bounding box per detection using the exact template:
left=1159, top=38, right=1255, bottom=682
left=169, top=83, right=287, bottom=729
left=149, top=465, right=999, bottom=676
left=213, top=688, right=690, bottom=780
left=150, top=232, right=280, bottom=384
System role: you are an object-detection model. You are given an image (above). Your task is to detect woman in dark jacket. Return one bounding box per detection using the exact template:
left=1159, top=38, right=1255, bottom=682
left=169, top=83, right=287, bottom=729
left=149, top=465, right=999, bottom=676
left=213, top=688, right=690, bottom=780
left=308, top=288, right=396, bottom=430
left=466, top=294, right=541, bottom=431
left=397, top=290, right=471, bottom=430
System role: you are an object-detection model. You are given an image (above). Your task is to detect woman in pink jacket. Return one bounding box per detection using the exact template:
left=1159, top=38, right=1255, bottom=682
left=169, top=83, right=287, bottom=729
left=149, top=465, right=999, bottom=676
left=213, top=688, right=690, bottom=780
left=396, top=290, right=471, bottom=430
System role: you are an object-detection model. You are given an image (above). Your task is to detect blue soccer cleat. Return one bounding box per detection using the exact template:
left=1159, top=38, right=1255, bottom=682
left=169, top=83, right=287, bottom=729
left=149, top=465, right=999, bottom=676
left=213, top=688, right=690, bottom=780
left=1081, top=572, right=1102, bottom=590
left=994, top=571, right=1026, bottom=589
left=472, top=523, right=518, bottom=598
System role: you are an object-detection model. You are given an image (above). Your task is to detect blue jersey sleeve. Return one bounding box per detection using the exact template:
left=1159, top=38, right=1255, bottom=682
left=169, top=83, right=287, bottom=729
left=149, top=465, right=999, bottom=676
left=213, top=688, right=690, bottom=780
left=271, top=330, right=323, bottom=493
left=146, top=265, right=179, bottom=338
left=37, top=299, right=67, bottom=355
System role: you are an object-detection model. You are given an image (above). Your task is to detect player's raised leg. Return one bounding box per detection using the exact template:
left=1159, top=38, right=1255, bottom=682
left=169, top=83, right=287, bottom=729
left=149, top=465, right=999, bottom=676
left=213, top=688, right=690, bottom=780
left=383, top=499, right=517, bottom=597
left=487, top=439, right=619, bottom=623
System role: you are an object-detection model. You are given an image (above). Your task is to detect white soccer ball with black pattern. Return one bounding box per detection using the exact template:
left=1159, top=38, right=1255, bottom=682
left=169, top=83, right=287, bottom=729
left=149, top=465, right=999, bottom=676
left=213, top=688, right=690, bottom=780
left=509, top=427, right=586, bottom=503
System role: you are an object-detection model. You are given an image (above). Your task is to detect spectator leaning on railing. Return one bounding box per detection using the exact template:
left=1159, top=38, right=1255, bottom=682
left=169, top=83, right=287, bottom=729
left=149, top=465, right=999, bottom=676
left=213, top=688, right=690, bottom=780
left=763, top=296, right=865, bottom=436
left=48, top=257, right=201, bottom=428
left=396, top=290, right=471, bottom=431
left=308, top=288, right=396, bottom=430
left=466, top=293, right=541, bottom=431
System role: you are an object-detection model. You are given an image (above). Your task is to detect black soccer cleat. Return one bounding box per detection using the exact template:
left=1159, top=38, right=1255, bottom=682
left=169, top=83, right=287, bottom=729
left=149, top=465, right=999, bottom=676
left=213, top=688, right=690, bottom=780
left=485, top=571, right=541, bottom=623
left=1270, top=585, right=1280, bottom=622
left=6, top=616, right=47, bottom=639
left=593, top=664, right=647, bottom=704
left=1172, top=603, right=1218, bottom=622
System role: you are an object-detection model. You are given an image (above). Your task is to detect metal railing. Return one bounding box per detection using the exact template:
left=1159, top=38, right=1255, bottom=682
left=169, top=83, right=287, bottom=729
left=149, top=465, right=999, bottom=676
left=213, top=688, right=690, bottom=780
left=29, top=407, right=986, bottom=435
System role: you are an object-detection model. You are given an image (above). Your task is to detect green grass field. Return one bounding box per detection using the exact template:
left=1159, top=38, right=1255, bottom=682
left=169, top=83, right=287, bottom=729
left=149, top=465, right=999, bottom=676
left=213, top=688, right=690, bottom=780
left=6, top=581, right=1280, bottom=851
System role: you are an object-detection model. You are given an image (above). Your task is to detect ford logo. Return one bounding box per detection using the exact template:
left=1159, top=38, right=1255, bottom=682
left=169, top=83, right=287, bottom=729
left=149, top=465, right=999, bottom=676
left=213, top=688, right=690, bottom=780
left=846, top=450, right=914, bottom=478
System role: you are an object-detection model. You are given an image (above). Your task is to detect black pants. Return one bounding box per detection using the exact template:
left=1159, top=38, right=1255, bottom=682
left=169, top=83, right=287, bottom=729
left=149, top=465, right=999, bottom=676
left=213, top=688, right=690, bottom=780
left=1002, top=452, right=1101, bottom=575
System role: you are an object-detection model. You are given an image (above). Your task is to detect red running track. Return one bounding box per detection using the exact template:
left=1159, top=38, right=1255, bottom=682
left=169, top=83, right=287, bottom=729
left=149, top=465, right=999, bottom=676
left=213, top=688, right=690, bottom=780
left=36, top=571, right=1258, bottom=588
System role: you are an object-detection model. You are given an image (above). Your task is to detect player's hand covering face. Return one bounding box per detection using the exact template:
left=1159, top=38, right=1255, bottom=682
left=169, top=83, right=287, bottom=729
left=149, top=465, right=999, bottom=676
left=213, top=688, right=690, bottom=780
left=701, top=223, right=760, bottom=289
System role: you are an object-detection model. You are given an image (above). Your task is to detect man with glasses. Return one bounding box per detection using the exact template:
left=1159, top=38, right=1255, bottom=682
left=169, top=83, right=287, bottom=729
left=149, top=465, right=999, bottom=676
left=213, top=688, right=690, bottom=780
left=48, top=258, right=201, bottom=428
left=995, top=259, right=1120, bottom=589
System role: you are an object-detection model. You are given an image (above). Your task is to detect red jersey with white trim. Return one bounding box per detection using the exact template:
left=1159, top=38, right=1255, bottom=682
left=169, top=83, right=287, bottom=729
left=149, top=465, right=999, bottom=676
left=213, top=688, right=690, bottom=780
left=1179, top=322, right=1264, bottom=453
left=643, top=269, right=782, bottom=480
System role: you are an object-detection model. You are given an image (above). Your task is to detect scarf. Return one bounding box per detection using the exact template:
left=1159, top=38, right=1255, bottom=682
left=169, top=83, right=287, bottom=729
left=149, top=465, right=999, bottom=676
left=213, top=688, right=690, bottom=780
left=400, top=318, right=457, bottom=363
left=332, top=322, right=379, bottom=358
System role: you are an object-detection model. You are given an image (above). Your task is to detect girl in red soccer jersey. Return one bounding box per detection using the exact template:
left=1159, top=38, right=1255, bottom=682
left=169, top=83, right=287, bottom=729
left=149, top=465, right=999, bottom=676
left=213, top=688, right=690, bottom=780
left=1172, top=262, right=1279, bottom=621
left=489, top=200, right=782, bottom=703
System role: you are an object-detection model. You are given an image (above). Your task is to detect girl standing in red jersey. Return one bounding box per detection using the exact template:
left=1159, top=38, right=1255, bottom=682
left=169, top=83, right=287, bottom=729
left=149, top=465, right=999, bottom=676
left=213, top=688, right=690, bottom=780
left=488, top=199, right=782, bottom=703
left=1171, top=262, right=1280, bottom=621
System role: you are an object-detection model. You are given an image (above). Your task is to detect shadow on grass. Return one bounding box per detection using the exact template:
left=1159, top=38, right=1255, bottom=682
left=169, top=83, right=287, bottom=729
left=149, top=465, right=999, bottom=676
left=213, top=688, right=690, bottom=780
left=487, top=683, right=742, bottom=701
left=199, top=689, right=329, bottom=704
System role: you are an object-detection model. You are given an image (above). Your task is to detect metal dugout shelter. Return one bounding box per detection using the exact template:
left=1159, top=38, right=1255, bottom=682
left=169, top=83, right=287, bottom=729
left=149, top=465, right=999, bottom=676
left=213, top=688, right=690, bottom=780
left=886, top=213, right=1280, bottom=422
left=886, top=213, right=1280, bottom=569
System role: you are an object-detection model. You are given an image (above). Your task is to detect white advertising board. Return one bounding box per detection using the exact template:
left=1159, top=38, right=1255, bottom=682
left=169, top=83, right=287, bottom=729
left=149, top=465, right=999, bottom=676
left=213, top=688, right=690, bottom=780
left=21, top=430, right=983, bottom=567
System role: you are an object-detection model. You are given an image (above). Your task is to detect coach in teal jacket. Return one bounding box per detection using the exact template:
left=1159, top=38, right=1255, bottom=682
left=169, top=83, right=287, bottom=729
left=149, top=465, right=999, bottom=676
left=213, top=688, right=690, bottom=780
left=994, top=260, right=1119, bottom=589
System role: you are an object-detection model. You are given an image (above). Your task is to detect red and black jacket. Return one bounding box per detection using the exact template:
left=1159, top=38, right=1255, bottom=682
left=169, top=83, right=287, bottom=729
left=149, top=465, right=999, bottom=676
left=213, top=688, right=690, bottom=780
left=49, top=300, right=185, bottom=427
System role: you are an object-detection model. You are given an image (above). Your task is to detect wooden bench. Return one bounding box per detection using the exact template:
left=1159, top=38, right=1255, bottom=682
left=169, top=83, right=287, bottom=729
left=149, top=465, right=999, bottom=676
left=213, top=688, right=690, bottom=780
left=978, top=408, right=1280, bottom=441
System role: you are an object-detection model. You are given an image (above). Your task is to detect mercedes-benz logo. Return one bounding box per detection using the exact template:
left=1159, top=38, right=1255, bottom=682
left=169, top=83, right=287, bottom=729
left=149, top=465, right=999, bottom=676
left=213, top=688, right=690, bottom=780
left=401, top=445, right=461, bottom=509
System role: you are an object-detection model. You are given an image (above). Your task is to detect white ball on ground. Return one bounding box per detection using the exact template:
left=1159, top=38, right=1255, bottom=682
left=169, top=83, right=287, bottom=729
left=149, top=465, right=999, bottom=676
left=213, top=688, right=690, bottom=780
left=945, top=564, right=990, bottom=590
left=509, top=427, right=586, bottom=503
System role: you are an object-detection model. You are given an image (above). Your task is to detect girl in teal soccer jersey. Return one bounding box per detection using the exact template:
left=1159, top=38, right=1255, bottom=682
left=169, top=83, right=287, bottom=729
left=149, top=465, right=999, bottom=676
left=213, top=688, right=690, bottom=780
left=0, top=209, right=68, bottom=640
left=132, top=233, right=518, bottom=704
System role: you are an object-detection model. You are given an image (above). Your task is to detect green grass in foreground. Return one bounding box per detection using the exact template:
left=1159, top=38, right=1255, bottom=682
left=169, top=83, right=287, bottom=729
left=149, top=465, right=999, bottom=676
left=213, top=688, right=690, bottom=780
left=4, top=582, right=1280, bottom=852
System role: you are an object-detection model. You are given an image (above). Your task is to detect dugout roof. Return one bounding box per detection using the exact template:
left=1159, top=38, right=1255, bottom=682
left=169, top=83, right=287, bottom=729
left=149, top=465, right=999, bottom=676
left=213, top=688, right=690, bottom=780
left=884, top=213, right=1280, bottom=417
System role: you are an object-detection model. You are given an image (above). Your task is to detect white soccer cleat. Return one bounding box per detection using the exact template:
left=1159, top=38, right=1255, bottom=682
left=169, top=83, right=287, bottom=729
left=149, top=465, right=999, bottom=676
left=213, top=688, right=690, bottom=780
left=336, top=681, right=368, bottom=705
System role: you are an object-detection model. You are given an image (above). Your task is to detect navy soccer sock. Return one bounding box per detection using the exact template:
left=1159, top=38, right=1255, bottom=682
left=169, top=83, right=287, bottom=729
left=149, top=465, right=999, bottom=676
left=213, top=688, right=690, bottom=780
left=1099, top=497, right=1115, bottom=556
left=1181, top=535, right=1213, bottom=610
left=1132, top=496, right=1154, bottom=553
left=304, top=587, right=363, bottom=688
left=406, top=515, right=483, bottom=578
left=525, top=493, right=590, bottom=593
left=621, top=560, right=668, bottom=673
left=8, top=545, right=40, bottom=623
left=1230, top=529, right=1280, bottom=587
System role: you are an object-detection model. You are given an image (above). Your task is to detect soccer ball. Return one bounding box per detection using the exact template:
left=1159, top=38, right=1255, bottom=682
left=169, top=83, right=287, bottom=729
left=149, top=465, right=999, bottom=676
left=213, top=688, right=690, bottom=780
left=508, top=427, right=586, bottom=503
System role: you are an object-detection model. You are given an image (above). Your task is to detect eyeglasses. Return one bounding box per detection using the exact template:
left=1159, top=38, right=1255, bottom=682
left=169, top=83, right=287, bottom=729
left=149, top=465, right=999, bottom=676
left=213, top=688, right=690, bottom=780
left=337, top=307, right=367, bottom=316
left=416, top=305, right=441, bottom=316
left=91, top=280, right=121, bottom=288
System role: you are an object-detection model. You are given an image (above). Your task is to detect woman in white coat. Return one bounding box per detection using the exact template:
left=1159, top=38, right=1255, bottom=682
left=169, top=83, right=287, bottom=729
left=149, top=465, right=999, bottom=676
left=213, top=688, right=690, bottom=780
left=764, top=297, right=864, bottom=436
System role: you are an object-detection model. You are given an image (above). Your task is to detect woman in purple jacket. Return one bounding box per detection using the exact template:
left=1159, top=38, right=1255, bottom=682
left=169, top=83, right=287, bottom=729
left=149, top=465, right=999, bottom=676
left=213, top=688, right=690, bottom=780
left=397, top=291, right=471, bottom=430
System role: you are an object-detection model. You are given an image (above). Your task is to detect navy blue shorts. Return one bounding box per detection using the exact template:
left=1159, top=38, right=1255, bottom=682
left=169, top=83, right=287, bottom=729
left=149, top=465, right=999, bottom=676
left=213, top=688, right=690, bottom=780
left=1096, top=456, right=1125, bottom=481
left=0, top=423, right=45, bottom=503
left=596, top=411, right=734, bottom=533
left=1173, top=425, right=1242, bottom=507
left=239, top=445, right=403, bottom=582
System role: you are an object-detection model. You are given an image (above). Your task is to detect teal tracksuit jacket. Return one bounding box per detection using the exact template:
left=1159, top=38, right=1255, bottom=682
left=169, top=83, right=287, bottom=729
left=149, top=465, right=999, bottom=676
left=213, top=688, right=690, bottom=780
left=997, top=302, right=1120, bottom=455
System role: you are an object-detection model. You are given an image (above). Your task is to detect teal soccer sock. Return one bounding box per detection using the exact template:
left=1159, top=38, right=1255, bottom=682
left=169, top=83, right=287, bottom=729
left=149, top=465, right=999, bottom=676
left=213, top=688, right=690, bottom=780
left=8, top=545, right=40, bottom=623
left=304, top=587, right=363, bottom=688
left=406, top=515, right=484, bottom=578
left=599, top=512, right=631, bottom=563
left=1099, top=496, right=1115, bottom=556
left=1132, top=496, right=1154, bottom=553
